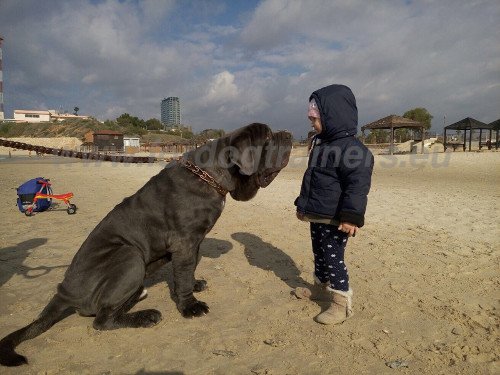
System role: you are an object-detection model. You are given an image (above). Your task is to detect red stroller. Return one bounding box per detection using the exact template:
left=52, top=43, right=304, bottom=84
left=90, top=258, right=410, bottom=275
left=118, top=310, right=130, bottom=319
left=16, top=177, right=77, bottom=216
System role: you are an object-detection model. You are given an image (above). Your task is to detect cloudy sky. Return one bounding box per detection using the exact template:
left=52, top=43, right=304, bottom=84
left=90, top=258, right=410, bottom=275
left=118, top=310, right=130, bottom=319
left=0, top=0, right=498, bottom=138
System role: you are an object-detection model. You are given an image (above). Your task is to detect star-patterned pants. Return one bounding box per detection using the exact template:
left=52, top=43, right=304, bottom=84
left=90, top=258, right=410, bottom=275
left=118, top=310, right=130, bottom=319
left=310, top=222, right=349, bottom=291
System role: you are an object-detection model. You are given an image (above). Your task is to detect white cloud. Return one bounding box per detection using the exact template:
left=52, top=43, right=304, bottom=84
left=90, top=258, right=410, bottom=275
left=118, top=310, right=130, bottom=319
left=203, top=71, right=239, bottom=104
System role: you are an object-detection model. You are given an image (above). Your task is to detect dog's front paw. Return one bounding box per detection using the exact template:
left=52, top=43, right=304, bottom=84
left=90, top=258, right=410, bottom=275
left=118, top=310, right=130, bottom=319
left=181, top=300, right=209, bottom=318
left=194, top=279, right=208, bottom=292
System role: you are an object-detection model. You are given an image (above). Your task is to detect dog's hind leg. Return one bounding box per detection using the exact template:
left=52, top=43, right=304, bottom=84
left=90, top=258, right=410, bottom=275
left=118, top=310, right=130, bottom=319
left=93, top=286, right=162, bottom=331
left=92, top=249, right=162, bottom=331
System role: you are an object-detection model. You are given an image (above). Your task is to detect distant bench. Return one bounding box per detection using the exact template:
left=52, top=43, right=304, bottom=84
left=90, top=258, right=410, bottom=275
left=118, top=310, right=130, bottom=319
left=479, top=140, right=499, bottom=150
left=445, top=142, right=463, bottom=151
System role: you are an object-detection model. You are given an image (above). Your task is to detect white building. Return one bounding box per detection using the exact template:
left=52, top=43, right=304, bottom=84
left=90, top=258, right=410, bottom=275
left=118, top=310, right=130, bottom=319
left=14, top=110, right=51, bottom=122
left=124, top=136, right=140, bottom=147
left=14, top=109, right=89, bottom=123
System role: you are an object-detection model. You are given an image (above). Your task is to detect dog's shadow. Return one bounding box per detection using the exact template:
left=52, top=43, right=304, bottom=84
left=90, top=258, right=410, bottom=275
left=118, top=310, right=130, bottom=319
left=231, top=232, right=309, bottom=290
left=144, top=237, right=233, bottom=290
left=0, top=238, right=68, bottom=288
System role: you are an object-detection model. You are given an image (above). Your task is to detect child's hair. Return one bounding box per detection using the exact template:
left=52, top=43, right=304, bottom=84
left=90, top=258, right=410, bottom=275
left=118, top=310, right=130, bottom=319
left=308, top=99, right=320, bottom=118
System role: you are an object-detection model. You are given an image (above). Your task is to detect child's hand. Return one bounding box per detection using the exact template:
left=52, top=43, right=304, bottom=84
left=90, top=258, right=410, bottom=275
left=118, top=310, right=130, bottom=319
left=296, top=211, right=306, bottom=221
left=338, top=222, right=358, bottom=237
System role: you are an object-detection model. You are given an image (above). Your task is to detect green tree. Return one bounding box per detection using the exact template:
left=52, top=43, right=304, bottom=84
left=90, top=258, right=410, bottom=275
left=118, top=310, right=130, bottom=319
left=116, top=113, right=145, bottom=129
left=395, top=128, right=412, bottom=142
left=145, top=118, right=162, bottom=130
left=365, top=129, right=389, bottom=144
left=103, top=119, right=118, bottom=130
left=403, top=107, right=433, bottom=129
left=73, top=107, right=79, bottom=115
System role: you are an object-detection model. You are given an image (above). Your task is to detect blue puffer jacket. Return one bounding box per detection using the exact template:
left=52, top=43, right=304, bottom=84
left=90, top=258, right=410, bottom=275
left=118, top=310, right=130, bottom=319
left=294, top=84, right=374, bottom=227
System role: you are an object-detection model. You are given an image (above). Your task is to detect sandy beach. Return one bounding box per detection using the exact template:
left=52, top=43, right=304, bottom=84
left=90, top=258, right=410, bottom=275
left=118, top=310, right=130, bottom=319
left=0, top=146, right=498, bottom=374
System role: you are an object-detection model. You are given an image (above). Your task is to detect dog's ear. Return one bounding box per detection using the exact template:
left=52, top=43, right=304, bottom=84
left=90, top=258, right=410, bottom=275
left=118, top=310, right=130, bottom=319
left=229, top=130, right=257, bottom=175
left=228, top=123, right=271, bottom=175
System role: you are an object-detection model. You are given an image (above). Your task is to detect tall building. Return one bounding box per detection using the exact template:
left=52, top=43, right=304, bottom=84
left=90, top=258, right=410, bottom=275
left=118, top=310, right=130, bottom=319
left=161, top=97, right=181, bottom=128
left=0, top=36, right=4, bottom=120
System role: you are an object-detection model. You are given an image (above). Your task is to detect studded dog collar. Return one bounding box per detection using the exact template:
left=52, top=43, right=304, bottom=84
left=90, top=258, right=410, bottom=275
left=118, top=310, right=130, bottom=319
left=178, top=158, right=228, bottom=196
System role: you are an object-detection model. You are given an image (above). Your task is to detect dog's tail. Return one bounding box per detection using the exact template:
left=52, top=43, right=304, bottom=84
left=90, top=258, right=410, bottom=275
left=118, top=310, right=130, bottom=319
left=0, top=294, right=71, bottom=367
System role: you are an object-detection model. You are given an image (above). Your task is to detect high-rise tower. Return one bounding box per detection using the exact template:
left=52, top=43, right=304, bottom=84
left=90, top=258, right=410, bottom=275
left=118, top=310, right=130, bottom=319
left=0, top=36, right=4, bottom=120
left=161, top=97, right=181, bottom=127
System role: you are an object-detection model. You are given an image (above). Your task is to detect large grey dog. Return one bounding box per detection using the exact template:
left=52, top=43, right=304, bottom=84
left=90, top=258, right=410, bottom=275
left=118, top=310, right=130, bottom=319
left=0, top=123, right=292, bottom=366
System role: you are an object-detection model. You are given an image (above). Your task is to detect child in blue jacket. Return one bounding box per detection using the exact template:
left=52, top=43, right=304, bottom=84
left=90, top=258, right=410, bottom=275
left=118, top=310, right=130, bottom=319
left=294, top=84, right=373, bottom=325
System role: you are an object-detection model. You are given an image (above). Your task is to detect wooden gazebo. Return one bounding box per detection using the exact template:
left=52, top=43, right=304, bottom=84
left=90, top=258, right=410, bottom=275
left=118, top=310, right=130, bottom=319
left=361, top=115, right=426, bottom=155
left=443, top=117, right=496, bottom=151
left=487, top=119, right=500, bottom=150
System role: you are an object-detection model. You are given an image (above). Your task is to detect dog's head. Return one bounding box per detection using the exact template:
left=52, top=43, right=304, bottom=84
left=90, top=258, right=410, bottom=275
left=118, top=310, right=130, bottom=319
left=187, top=123, right=292, bottom=201
left=226, top=123, right=292, bottom=201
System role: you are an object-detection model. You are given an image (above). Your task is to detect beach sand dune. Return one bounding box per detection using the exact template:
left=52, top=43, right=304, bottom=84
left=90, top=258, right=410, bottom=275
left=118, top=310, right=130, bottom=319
left=0, top=149, right=498, bottom=374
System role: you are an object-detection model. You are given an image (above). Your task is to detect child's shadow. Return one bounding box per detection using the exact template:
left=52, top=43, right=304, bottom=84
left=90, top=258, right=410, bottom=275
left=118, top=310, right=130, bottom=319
left=144, top=237, right=233, bottom=289
left=0, top=238, right=68, bottom=288
left=231, top=232, right=310, bottom=290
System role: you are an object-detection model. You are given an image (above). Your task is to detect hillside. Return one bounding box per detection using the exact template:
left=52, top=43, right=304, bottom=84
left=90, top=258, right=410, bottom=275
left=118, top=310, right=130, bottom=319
left=0, top=119, right=106, bottom=138
left=0, top=119, right=186, bottom=144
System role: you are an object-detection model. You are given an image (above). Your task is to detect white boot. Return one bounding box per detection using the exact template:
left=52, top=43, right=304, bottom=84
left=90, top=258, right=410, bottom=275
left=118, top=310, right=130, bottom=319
left=314, top=288, right=353, bottom=325
left=294, top=276, right=331, bottom=302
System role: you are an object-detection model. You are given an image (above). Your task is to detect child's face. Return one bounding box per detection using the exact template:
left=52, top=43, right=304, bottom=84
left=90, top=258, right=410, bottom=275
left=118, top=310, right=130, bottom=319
left=309, top=116, right=322, bottom=134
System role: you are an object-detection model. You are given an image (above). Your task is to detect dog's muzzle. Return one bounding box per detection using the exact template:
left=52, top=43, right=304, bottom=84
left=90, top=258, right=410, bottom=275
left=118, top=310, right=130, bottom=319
left=257, top=131, right=292, bottom=188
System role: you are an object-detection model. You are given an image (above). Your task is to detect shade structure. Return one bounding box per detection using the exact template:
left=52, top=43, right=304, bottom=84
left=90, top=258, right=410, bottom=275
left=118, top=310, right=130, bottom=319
left=361, top=115, right=426, bottom=155
left=443, top=117, right=497, bottom=151
left=444, top=117, right=489, bottom=131
left=489, top=119, right=500, bottom=130
left=488, top=119, right=500, bottom=150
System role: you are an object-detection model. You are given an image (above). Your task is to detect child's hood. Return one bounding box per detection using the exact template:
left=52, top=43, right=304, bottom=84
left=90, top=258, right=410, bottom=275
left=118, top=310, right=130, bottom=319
left=309, top=84, right=358, bottom=141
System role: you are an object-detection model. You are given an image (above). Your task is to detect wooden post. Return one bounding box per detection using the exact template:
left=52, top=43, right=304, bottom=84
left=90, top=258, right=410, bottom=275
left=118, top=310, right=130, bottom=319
left=468, top=125, right=472, bottom=151
left=390, top=126, right=394, bottom=155
left=444, top=128, right=447, bottom=151
left=488, top=129, right=492, bottom=150
left=479, top=129, right=483, bottom=150
left=463, top=128, right=467, bottom=152
left=421, top=126, right=425, bottom=154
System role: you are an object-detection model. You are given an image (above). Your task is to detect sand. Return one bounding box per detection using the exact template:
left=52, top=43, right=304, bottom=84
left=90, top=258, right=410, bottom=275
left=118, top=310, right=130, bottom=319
left=0, top=146, right=498, bottom=374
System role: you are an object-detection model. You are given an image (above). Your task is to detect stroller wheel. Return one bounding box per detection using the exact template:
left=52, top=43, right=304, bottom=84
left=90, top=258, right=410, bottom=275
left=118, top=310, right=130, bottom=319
left=67, top=204, right=77, bottom=215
